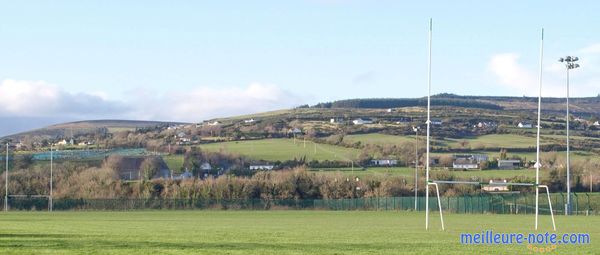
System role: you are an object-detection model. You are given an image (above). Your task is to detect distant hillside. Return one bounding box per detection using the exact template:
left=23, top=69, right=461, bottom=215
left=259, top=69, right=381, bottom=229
left=3, top=119, right=188, bottom=140
left=312, top=94, right=600, bottom=116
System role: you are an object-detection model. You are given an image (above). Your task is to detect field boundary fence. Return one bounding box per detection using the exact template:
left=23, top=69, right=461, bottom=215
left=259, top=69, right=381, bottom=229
left=0, top=193, right=598, bottom=215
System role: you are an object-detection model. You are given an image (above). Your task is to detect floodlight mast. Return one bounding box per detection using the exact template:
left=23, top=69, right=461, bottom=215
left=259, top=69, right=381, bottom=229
left=558, top=55, right=580, bottom=215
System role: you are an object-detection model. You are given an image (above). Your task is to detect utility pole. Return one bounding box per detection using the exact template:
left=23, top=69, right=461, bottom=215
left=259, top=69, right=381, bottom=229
left=413, top=126, right=420, bottom=211
left=4, top=142, right=8, bottom=212
left=49, top=144, right=53, bottom=211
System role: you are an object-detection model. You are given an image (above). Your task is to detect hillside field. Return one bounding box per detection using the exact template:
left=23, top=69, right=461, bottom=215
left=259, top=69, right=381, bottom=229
left=198, top=139, right=360, bottom=161
left=0, top=211, right=596, bottom=254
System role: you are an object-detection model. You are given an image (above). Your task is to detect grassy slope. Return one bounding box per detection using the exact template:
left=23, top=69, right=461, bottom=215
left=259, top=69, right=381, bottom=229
left=343, top=133, right=415, bottom=145
left=163, top=154, right=185, bottom=173
left=342, top=133, right=549, bottom=149
left=0, top=211, right=596, bottom=254
left=198, top=139, right=360, bottom=161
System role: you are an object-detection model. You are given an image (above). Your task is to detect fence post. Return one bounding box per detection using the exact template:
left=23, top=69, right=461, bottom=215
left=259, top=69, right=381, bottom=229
left=573, top=193, right=579, bottom=215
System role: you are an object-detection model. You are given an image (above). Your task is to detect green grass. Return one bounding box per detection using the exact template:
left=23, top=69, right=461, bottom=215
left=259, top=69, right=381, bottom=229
left=199, top=139, right=360, bottom=161
left=0, top=211, right=597, bottom=254
left=343, top=133, right=415, bottom=146
left=310, top=167, right=540, bottom=180
left=163, top=154, right=185, bottom=173
left=444, top=134, right=541, bottom=149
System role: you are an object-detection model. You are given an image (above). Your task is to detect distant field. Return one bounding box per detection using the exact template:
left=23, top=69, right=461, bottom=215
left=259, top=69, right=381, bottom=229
left=343, top=133, right=415, bottom=146
left=444, top=134, right=541, bottom=149
left=310, top=167, right=539, bottom=180
left=342, top=133, right=552, bottom=150
left=163, top=154, right=185, bottom=172
left=0, top=211, right=596, bottom=254
left=199, top=139, right=360, bottom=161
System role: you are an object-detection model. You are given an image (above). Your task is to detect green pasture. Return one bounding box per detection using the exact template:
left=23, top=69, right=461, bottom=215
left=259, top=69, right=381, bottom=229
left=198, top=139, right=360, bottom=161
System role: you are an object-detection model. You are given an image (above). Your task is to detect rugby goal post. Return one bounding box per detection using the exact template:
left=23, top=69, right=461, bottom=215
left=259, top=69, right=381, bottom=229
left=423, top=22, right=555, bottom=230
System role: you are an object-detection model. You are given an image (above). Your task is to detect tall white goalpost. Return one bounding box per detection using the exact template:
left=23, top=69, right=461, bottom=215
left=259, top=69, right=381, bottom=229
left=424, top=22, right=555, bottom=231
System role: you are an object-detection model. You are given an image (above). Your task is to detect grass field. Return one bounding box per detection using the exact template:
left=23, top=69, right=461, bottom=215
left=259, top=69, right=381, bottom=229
left=343, top=133, right=415, bottom=146
left=443, top=134, right=542, bottom=149
left=163, top=154, right=185, bottom=173
left=0, top=211, right=596, bottom=254
left=340, top=133, right=555, bottom=150
left=198, top=139, right=360, bottom=161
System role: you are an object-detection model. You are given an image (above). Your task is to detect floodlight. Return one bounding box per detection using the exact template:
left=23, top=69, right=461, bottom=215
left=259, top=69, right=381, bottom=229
left=558, top=57, right=564, bottom=62
left=572, top=56, right=579, bottom=62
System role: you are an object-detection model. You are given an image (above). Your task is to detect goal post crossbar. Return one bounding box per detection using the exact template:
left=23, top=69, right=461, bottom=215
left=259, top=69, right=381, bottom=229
left=426, top=180, right=556, bottom=231
left=430, top=180, right=535, bottom=186
left=8, top=195, right=50, bottom=198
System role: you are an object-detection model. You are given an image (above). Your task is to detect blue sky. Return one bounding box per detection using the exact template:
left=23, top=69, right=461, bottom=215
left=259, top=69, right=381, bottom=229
left=1, top=0, right=599, bottom=132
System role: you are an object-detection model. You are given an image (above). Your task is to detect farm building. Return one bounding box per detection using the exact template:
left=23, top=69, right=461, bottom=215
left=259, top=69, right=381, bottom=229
left=370, top=159, right=398, bottom=166
left=452, top=154, right=487, bottom=169
left=498, top=160, right=521, bottom=169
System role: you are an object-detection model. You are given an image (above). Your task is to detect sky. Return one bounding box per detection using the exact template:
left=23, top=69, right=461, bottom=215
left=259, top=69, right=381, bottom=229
left=1, top=0, right=600, bottom=135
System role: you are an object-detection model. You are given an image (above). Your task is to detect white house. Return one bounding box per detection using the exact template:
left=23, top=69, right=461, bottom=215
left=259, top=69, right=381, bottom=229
left=207, top=121, right=220, bottom=126
left=352, top=118, right=373, bottom=125
left=200, top=162, right=212, bottom=171
left=482, top=180, right=510, bottom=192
left=287, top=128, right=302, bottom=135
left=452, top=159, right=479, bottom=169
left=386, top=108, right=393, bottom=113
left=594, top=121, right=600, bottom=126
left=249, top=165, right=274, bottom=170
left=244, top=119, right=255, bottom=123
left=518, top=122, right=533, bottom=128
left=57, top=139, right=69, bottom=145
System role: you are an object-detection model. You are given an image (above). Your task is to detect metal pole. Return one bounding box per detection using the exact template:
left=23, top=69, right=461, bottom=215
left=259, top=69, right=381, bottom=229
left=4, top=142, right=8, bottom=212
left=425, top=18, right=432, bottom=230
left=50, top=144, right=53, bottom=211
left=566, top=67, right=571, bottom=215
left=535, top=28, right=544, bottom=230
left=415, top=129, right=418, bottom=211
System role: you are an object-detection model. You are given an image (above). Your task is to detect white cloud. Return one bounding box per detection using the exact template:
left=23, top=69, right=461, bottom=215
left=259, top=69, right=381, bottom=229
left=488, top=53, right=537, bottom=95
left=0, top=79, right=306, bottom=124
left=487, top=53, right=580, bottom=97
left=579, top=43, right=600, bottom=54
left=0, top=79, right=129, bottom=118
left=130, top=82, right=305, bottom=122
